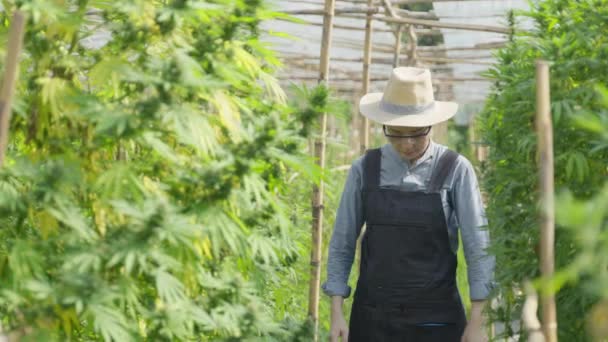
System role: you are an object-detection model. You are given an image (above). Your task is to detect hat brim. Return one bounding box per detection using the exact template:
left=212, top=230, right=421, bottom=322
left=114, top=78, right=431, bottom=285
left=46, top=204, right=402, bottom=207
left=359, top=92, right=458, bottom=127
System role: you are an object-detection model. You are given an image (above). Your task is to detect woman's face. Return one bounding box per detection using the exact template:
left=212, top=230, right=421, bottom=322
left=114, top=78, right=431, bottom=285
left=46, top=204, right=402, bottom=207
left=384, top=125, right=432, bottom=161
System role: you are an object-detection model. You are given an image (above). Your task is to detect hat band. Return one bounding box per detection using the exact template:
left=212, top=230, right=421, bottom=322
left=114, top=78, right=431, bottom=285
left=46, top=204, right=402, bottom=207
left=380, top=100, right=435, bottom=115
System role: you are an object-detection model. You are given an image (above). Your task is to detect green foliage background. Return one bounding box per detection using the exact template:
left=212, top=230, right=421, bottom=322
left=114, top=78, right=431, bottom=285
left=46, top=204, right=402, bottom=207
left=477, top=0, right=608, bottom=340
left=556, top=86, right=608, bottom=341
left=0, top=0, right=349, bottom=340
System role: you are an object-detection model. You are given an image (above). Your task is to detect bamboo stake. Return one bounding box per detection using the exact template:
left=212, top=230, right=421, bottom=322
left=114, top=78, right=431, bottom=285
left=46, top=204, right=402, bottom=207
left=282, top=55, right=493, bottom=65
left=280, top=75, right=488, bottom=82
left=276, top=15, right=508, bottom=36
left=277, top=42, right=505, bottom=56
left=395, top=8, right=437, bottom=19
left=0, top=10, right=27, bottom=340
left=406, top=24, right=418, bottom=66
left=536, top=60, right=557, bottom=342
left=308, top=0, right=334, bottom=339
left=380, top=0, right=407, bottom=68
left=0, top=11, right=27, bottom=168
left=355, top=0, right=372, bottom=291
left=293, top=19, right=395, bottom=33
left=398, top=0, right=494, bottom=2
left=417, top=56, right=494, bottom=65
left=360, top=0, right=373, bottom=154
left=280, top=47, right=494, bottom=60
left=393, top=25, right=403, bottom=67
left=381, top=0, right=397, bottom=17
left=522, top=281, right=546, bottom=342
left=362, top=14, right=511, bottom=33
left=291, top=0, right=514, bottom=17
left=379, top=0, right=402, bottom=69
left=281, top=17, right=442, bottom=35
left=284, top=6, right=378, bottom=15
left=346, top=0, right=500, bottom=3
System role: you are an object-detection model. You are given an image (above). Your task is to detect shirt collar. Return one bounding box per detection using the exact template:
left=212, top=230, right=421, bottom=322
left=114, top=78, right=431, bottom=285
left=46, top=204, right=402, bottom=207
left=383, top=140, right=436, bottom=168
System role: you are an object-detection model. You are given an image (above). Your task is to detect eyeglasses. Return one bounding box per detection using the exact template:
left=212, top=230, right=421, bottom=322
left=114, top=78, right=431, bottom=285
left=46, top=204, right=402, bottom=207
left=383, top=125, right=431, bottom=139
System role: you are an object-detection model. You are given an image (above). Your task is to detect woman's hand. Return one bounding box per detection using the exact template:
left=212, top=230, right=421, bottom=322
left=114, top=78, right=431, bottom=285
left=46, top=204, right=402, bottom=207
left=330, top=296, right=349, bottom=342
left=461, top=300, right=488, bottom=342
left=461, top=319, right=487, bottom=342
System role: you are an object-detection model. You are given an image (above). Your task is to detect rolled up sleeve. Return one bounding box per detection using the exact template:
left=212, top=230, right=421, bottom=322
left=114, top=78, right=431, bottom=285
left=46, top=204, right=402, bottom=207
left=452, top=157, right=496, bottom=301
left=321, top=159, right=364, bottom=298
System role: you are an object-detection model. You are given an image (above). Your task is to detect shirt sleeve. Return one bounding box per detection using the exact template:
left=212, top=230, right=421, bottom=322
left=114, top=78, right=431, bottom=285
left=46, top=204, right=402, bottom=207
left=452, top=156, right=496, bottom=301
left=321, top=158, right=364, bottom=298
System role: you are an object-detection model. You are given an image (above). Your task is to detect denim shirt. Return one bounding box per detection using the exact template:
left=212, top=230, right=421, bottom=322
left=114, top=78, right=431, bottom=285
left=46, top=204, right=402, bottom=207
left=322, top=142, right=495, bottom=301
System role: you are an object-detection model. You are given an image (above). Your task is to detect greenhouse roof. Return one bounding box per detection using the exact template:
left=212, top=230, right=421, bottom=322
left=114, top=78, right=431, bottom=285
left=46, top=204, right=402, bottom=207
left=263, top=0, right=531, bottom=123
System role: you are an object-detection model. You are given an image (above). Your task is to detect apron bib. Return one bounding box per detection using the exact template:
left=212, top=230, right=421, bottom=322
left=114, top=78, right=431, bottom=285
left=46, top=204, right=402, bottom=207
left=349, top=148, right=466, bottom=342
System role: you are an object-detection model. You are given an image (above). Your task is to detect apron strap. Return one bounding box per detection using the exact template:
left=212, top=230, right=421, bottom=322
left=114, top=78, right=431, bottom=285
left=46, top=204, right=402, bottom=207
left=360, top=148, right=381, bottom=237
left=428, top=149, right=459, bottom=193
left=362, top=148, right=382, bottom=191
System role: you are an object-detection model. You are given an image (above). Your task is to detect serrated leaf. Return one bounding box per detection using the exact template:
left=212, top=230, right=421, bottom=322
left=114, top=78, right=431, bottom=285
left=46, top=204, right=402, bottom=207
left=156, top=270, right=186, bottom=303
left=38, top=77, right=71, bottom=117
left=89, top=304, right=133, bottom=342
left=47, top=204, right=97, bottom=242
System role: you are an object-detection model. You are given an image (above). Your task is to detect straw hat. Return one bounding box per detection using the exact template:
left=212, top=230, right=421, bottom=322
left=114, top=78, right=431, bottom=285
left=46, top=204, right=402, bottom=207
left=359, top=67, right=458, bottom=127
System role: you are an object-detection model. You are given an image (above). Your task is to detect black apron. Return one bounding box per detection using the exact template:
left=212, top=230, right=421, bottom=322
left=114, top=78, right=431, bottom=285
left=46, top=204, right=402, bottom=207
left=348, top=148, right=467, bottom=342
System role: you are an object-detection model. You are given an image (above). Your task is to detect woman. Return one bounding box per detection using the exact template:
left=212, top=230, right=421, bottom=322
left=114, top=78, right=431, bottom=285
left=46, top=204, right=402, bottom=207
left=323, top=67, right=495, bottom=342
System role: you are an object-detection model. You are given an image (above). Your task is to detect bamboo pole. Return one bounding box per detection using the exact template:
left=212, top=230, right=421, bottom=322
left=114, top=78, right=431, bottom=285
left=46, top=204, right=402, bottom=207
left=522, top=281, right=546, bottom=342
left=346, top=0, right=501, bottom=3
left=308, top=0, right=334, bottom=339
left=277, top=42, right=505, bottom=57
left=276, top=16, right=508, bottom=36
left=382, top=0, right=397, bottom=17
left=354, top=0, right=373, bottom=296
left=395, top=8, right=437, bottom=19
left=280, top=75, right=488, bottom=82
left=536, top=60, right=557, bottom=342
left=362, top=14, right=511, bottom=33
left=282, top=55, right=493, bottom=65
left=0, top=11, right=27, bottom=168
left=293, top=19, right=395, bottom=33
left=397, top=0, right=494, bottom=3
left=360, top=0, right=373, bottom=154
left=417, top=56, right=494, bottom=65
left=381, top=0, right=404, bottom=68
left=288, top=0, right=514, bottom=17
left=282, top=18, right=442, bottom=35
left=393, top=25, right=403, bottom=67
left=284, top=6, right=378, bottom=15
left=279, top=48, right=494, bottom=60
left=406, top=24, right=418, bottom=66
left=379, top=0, right=400, bottom=70
left=0, top=10, right=27, bottom=340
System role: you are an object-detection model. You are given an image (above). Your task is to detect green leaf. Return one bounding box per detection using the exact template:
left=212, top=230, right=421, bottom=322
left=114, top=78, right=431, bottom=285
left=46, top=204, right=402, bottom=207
left=38, top=77, right=70, bottom=117
left=164, top=104, right=218, bottom=156
left=94, top=164, right=145, bottom=201
left=88, top=304, right=133, bottom=342
left=156, top=270, right=186, bottom=303
left=47, top=204, right=98, bottom=242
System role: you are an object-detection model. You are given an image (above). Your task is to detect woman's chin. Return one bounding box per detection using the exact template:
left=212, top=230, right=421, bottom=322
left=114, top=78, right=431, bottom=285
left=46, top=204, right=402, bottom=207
left=400, top=152, right=416, bottom=160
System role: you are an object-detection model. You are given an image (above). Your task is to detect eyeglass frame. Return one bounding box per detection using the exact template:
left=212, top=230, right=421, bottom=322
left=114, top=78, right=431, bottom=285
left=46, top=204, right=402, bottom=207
left=382, top=125, right=432, bottom=139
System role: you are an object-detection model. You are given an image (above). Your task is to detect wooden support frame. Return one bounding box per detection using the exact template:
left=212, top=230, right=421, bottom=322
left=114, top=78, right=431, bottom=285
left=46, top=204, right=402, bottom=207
left=308, top=0, right=334, bottom=340
left=360, top=0, right=373, bottom=154
left=284, top=5, right=378, bottom=15
left=0, top=11, right=27, bottom=168
left=371, top=14, right=511, bottom=33
left=345, top=0, right=502, bottom=4
left=536, top=60, right=557, bottom=342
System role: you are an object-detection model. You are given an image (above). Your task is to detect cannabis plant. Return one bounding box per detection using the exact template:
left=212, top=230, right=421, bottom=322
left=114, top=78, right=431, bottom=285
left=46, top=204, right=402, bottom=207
left=478, top=0, right=608, bottom=340
left=0, top=0, right=323, bottom=340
